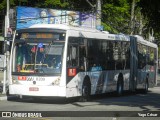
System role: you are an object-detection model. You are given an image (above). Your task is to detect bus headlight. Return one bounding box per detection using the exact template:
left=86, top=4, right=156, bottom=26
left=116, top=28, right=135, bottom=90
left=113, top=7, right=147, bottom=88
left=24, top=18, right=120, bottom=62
left=52, top=78, right=60, bottom=86
left=12, top=77, right=20, bottom=84
left=13, top=80, right=20, bottom=84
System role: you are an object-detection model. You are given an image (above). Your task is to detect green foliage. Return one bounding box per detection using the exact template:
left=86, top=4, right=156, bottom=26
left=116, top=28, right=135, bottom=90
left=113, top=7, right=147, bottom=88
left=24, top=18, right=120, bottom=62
left=0, top=0, right=160, bottom=41
left=102, top=0, right=130, bottom=34
left=0, top=0, right=5, bottom=10
left=138, top=0, right=160, bottom=40
left=43, top=0, right=69, bottom=9
left=0, top=0, right=15, bottom=10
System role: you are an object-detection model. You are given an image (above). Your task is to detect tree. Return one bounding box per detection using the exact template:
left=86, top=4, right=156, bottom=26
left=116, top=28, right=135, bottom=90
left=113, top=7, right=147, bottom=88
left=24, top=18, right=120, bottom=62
left=0, top=0, right=160, bottom=41
left=102, top=0, right=130, bottom=34
left=0, top=0, right=15, bottom=10
left=138, top=0, right=160, bottom=40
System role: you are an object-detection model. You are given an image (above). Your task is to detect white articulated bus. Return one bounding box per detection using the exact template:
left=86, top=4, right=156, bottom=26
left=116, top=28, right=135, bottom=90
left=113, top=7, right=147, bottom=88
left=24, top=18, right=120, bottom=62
left=8, top=24, right=158, bottom=100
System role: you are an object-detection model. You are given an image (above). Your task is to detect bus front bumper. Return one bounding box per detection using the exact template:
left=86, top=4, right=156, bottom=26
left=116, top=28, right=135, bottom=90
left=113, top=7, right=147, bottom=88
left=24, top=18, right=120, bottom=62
left=9, top=85, right=66, bottom=97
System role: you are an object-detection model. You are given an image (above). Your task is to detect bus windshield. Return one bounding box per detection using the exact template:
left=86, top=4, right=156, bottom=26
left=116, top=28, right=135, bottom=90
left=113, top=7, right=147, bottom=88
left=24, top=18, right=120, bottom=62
left=12, top=31, right=65, bottom=75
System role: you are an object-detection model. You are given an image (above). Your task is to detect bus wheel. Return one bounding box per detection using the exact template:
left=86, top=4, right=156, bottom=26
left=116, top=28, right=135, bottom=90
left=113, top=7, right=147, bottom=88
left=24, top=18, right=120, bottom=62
left=116, top=80, right=123, bottom=96
left=80, top=81, right=91, bottom=102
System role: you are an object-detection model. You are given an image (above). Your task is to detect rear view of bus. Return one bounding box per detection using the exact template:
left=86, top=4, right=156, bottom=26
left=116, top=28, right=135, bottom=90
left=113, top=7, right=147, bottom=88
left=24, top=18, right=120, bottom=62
left=9, top=26, right=67, bottom=98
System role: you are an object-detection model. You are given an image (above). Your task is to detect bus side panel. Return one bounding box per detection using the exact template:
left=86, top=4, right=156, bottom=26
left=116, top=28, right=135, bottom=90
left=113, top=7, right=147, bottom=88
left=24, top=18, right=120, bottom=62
left=66, top=70, right=130, bottom=98
left=135, top=37, right=157, bottom=89
left=148, top=48, right=158, bottom=87
left=148, top=65, right=156, bottom=87
left=136, top=40, right=148, bottom=89
left=137, top=69, right=147, bottom=89
left=66, top=72, right=86, bottom=97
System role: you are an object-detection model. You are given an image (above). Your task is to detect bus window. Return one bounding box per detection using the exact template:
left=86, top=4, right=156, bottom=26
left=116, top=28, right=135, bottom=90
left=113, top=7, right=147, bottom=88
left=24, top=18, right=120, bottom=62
left=67, top=45, right=78, bottom=67
left=138, top=43, right=147, bottom=69
left=67, top=37, right=79, bottom=67
left=0, top=41, right=4, bottom=54
left=79, top=45, right=86, bottom=71
left=113, top=41, right=119, bottom=61
left=13, top=41, right=64, bottom=74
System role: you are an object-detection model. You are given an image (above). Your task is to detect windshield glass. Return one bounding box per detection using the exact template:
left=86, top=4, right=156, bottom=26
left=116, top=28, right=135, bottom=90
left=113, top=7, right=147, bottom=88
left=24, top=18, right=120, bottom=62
left=12, top=31, right=65, bottom=75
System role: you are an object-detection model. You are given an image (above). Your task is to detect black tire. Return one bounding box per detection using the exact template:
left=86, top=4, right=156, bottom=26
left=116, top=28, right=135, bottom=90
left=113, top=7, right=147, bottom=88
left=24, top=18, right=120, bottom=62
left=116, top=80, right=123, bottom=96
left=80, top=81, right=91, bottom=102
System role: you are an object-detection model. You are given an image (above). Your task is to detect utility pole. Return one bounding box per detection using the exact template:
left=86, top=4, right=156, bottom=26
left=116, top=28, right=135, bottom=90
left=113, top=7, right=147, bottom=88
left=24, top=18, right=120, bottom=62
left=5, top=0, right=10, bottom=37
left=85, top=0, right=96, bottom=28
left=86, top=0, right=102, bottom=29
left=96, top=0, right=101, bottom=27
left=3, top=0, right=10, bottom=94
left=130, top=0, right=135, bottom=35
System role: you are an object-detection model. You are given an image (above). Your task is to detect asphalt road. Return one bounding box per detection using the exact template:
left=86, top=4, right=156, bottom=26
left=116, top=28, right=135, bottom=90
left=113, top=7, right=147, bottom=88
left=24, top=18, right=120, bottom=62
left=0, top=86, right=160, bottom=120
left=0, top=71, right=160, bottom=120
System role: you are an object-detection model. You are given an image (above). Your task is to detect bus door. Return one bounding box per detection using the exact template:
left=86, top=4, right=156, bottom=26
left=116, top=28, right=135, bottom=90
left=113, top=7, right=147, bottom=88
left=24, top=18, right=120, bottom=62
left=67, top=37, right=87, bottom=73
left=67, top=37, right=80, bottom=85
left=130, top=36, right=138, bottom=91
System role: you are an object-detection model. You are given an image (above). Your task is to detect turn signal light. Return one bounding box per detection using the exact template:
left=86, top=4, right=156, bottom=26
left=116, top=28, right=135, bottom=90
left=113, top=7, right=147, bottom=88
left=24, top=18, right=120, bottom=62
left=18, top=76, right=26, bottom=80
left=68, top=68, right=76, bottom=77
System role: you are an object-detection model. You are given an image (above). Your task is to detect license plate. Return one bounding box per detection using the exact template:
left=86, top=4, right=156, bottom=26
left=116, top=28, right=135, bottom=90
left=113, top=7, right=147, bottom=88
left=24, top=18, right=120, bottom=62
left=27, top=77, right=45, bottom=81
left=29, top=87, right=39, bottom=91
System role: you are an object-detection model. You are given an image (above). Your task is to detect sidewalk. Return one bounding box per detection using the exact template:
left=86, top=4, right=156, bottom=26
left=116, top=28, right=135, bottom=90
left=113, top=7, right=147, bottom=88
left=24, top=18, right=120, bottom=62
left=0, top=71, right=10, bottom=100
left=0, top=94, right=8, bottom=101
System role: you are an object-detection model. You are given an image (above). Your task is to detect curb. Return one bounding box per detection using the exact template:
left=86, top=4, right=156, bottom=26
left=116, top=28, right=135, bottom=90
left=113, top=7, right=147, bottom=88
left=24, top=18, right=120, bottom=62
left=0, top=95, right=18, bottom=101
left=0, top=96, right=7, bottom=101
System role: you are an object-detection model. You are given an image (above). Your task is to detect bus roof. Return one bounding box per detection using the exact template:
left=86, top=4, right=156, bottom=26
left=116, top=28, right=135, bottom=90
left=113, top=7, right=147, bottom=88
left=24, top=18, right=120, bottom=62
left=29, top=24, right=100, bottom=32
left=133, top=35, right=158, bottom=48
left=29, top=24, right=158, bottom=47
left=29, top=24, right=130, bottom=41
